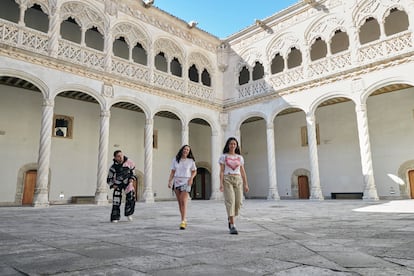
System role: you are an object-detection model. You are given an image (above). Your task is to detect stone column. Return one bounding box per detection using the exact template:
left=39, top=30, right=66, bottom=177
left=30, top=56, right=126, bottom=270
left=48, top=2, right=60, bottom=58
left=143, top=118, right=155, bottom=203
left=95, top=109, right=110, bottom=205
left=18, top=2, right=27, bottom=26
left=306, top=113, right=324, bottom=200
left=210, top=130, right=222, bottom=200
left=349, top=25, right=360, bottom=64
left=104, top=26, right=113, bottom=72
left=355, top=104, right=379, bottom=200
left=181, top=124, right=189, bottom=146
left=266, top=123, right=280, bottom=200
left=33, top=98, right=54, bottom=207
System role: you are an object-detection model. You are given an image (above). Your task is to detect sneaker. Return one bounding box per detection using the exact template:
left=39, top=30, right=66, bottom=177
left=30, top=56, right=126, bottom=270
left=111, top=220, right=119, bottom=223
left=179, top=221, right=187, bottom=230
left=229, top=226, right=238, bottom=235
left=228, top=218, right=231, bottom=230
left=127, top=216, right=133, bottom=222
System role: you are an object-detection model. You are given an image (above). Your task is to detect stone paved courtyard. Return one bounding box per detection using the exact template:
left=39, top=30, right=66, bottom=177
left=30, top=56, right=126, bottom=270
left=0, top=199, right=413, bottom=275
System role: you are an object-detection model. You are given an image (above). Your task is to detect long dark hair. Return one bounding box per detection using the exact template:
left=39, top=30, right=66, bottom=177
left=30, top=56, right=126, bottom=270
left=222, top=137, right=241, bottom=154
left=175, top=145, right=195, bottom=163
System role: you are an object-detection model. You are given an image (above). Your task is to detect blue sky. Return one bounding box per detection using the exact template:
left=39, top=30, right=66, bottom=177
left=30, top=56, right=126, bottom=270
left=154, top=0, right=299, bottom=38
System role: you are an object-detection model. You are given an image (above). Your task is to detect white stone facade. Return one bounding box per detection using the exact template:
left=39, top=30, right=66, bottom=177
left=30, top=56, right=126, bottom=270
left=0, top=0, right=413, bottom=206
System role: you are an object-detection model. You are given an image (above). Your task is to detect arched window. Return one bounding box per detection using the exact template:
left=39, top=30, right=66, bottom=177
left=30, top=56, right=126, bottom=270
left=239, top=66, right=249, bottom=85
left=85, top=26, right=104, bottom=51
left=310, top=37, right=327, bottom=61
left=132, top=43, right=147, bottom=65
left=287, top=47, right=302, bottom=69
left=252, top=62, right=264, bottom=81
left=60, top=17, right=81, bottom=44
left=201, top=69, right=211, bottom=87
left=330, top=30, right=349, bottom=54
left=155, top=52, right=168, bottom=72
left=359, top=17, right=380, bottom=45
left=384, top=8, right=409, bottom=36
left=113, top=36, right=129, bottom=60
left=24, top=4, right=48, bottom=33
left=170, top=58, right=182, bottom=77
left=189, top=64, right=199, bottom=82
left=0, top=0, right=19, bottom=23
left=271, top=53, right=284, bottom=74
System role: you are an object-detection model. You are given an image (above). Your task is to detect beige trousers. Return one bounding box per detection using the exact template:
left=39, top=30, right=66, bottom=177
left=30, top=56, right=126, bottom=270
left=223, top=175, right=243, bottom=217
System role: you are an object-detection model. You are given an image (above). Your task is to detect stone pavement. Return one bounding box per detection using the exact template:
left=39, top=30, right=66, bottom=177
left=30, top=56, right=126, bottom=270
left=0, top=199, right=413, bottom=276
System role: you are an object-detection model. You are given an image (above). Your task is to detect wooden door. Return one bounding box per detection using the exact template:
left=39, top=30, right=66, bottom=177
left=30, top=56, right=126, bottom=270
left=298, top=175, right=310, bottom=199
left=22, top=170, right=37, bottom=205
left=409, top=170, right=414, bottom=199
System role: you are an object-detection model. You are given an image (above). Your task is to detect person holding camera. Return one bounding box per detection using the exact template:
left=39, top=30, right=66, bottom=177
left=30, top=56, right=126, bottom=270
left=168, top=145, right=197, bottom=230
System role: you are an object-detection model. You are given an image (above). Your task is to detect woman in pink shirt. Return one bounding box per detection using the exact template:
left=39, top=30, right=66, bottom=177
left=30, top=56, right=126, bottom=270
left=219, top=137, right=249, bottom=234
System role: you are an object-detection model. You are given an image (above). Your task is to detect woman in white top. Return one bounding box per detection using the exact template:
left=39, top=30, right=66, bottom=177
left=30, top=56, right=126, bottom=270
left=168, top=145, right=197, bottom=230
left=219, top=137, right=249, bottom=235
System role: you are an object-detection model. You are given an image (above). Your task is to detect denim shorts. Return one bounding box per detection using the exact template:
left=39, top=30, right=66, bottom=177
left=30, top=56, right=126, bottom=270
left=174, top=184, right=191, bottom=192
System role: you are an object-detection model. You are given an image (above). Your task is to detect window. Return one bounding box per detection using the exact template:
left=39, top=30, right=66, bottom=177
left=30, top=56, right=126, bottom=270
left=52, top=115, right=73, bottom=139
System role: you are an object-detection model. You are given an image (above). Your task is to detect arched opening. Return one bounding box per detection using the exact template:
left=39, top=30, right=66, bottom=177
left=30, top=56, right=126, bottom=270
left=0, top=76, right=43, bottom=204
left=201, top=69, right=211, bottom=87
left=310, top=37, right=327, bottom=61
left=384, top=8, right=409, bottom=36
left=113, top=36, right=129, bottom=60
left=154, top=52, right=168, bottom=72
left=170, top=57, right=182, bottom=77
left=191, top=167, right=211, bottom=200
left=252, top=61, right=264, bottom=81
left=238, top=66, right=249, bottom=85
left=271, top=53, right=284, bottom=74
left=0, top=0, right=19, bottom=23
left=24, top=4, right=48, bottom=33
left=132, top=43, right=147, bottom=65
left=287, top=47, right=302, bottom=69
left=189, top=64, right=199, bottom=82
left=330, top=30, right=349, bottom=54
left=85, top=26, right=104, bottom=51
left=359, top=17, right=380, bottom=45
left=61, top=17, right=81, bottom=44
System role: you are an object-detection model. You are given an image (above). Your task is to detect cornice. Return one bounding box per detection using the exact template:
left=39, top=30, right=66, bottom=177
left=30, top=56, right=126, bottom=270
left=0, top=45, right=222, bottom=111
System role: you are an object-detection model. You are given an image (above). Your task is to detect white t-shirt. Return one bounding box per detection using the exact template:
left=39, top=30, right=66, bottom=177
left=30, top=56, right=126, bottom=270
left=219, top=154, right=244, bottom=175
left=171, top=158, right=197, bottom=186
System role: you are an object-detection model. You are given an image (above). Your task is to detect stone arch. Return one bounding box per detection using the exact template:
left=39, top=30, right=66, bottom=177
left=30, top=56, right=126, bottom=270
left=188, top=51, right=213, bottom=75
left=0, top=69, right=49, bottom=98
left=152, top=105, right=186, bottom=124
left=291, top=168, right=311, bottom=199
left=188, top=113, right=218, bottom=134
left=352, top=0, right=382, bottom=28
left=15, top=163, right=51, bottom=205
left=53, top=84, right=105, bottom=109
left=109, top=96, right=151, bottom=120
left=309, top=92, right=356, bottom=114
left=112, top=21, right=150, bottom=51
left=235, top=112, right=267, bottom=131
left=362, top=78, right=414, bottom=104
left=397, top=160, right=414, bottom=199
left=305, top=13, right=346, bottom=45
left=60, top=1, right=106, bottom=34
left=153, top=37, right=185, bottom=64
left=266, top=32, right=301, bottom=60
left=27, top=0, right=50, bottom=15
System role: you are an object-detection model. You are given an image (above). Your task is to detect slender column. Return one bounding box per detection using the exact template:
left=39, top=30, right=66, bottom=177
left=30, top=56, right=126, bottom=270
left=306, top=113, right=323, bottom=200
left=350, top=25, right=360, bottom=64
left=80, top=27, right=86, bottom=46
left=18, top=3, right=27, bottom=26
left=48, top=2, right=60, bottom=58
left=355, top=104, right=379, bottom=200
left=210, top=131, right=222, bottom=200
left=33, top=98, right=54, bottom=207
left=181, top=124, right=189, bottom=146
left=143, top=118, right=155, bottom=203
left=266, top=123, right=280, bottom=200
left=95, top=109, right=111, bottom=205
left=104, top=26, right=113, bottom=72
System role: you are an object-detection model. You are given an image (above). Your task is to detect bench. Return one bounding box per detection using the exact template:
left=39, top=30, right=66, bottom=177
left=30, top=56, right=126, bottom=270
left=331, top=192, right=363, bottom=199
left=71, top=196, right=95, bottom=204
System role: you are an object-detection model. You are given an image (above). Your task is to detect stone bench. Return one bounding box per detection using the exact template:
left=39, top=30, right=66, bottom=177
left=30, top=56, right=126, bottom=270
left=331, top=192, right=363, bottom=199
left=71, top=196, right=95, bottom=204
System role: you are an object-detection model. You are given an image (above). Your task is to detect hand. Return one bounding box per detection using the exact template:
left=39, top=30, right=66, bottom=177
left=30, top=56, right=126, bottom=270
left=112, top=184, right=118, bottom=189
left=168, top=182, right=172, bottom=189
left=219, top=185, right=224, bottom=192
left=244, top=185, right=249, bottom=193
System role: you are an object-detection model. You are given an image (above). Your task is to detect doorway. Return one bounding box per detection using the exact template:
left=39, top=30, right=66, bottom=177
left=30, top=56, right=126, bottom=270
left=298, top=175, right=310, bottom=199
left=22, top=170, right=37, bottom=205
left=409, top=170, right=414, bottom=199
left=191, top=168, right=211, bottom=200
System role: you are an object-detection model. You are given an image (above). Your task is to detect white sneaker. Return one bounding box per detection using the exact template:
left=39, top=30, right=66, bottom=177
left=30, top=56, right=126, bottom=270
left=127, top=216, right=133, bottom=222
left=111, top=220, right=119, bottom=223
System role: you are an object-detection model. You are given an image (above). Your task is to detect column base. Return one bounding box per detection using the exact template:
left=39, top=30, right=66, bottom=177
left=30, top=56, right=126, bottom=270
left=210, top=191, right=223, bottom=200
left=143, top=190, right=155, bottom=203
left=267, top=189, right=280, bottom=200
left=32, top=192, right=49, bottom=207
left=95, top=193, right=109, bottom=205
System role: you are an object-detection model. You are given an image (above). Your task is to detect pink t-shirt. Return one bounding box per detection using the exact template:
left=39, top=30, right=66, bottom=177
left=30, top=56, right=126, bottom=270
left=219, top=154, right=244, bottom=175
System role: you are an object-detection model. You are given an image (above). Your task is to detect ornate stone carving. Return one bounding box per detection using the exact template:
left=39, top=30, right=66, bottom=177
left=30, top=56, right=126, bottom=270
left=60, top=2, right=105, bottom=34
left=104, top=0, right=118, bottom=17
left=188, top=52, right=213, bottom=73
left=113, top=23, right=149, bottom=50
left=153, top=38, right=184, bottom=63
left=101, top=84, right=113, bottom=98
